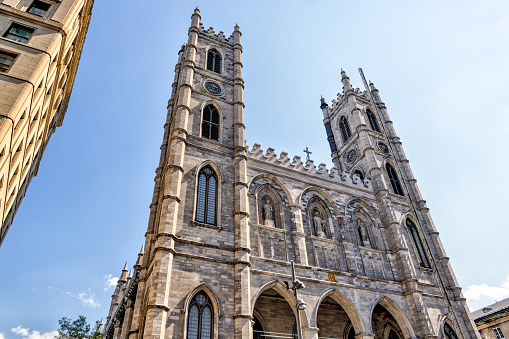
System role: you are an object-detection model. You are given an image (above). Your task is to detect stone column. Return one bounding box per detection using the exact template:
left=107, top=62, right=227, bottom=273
left=231, top=24, right=252, bottom=339
left=120, top=300, right=134, bottom=339
left=302, top=326, right=320, bottom=339
left=289, top=204, right=308, bottom=265
left=142, top=9, right=200, bottom=339
left=112, top=319, right=122, bottom=339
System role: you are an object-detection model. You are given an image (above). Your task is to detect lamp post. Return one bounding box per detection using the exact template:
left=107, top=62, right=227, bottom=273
left=286, top=260, right=306, bottom=339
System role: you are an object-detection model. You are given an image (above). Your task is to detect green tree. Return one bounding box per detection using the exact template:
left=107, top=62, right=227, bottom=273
left=55, top=316, right=102, bottom=339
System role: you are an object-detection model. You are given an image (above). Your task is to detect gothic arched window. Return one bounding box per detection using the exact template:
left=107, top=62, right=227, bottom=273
left=406, top=219, right=431, bottom=268
left=196, top=166, right=217, bottom=225
left=354, top=169, right=364, bottom=181
left=386, top=163, right=404, bottom=196
left=339, top=116, right=352, bottom=143
left=367, top=109, right=381, bottom=132
left=187, top=292, right=213, bottom=339
left=207, top=49, right=221, bottom=74
left=202, top=105, right=219, bottom=141
left=444, top=323, right=458, bottom=339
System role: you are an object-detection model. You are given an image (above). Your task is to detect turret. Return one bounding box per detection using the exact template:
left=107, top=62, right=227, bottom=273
left=341, top=69, right=353, bottom=93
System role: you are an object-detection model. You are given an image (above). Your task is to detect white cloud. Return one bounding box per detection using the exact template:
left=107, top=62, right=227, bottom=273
left=464, top=275, right=509, bottom=301
left=104, top=274, right=119, bottom=291
left=0, top=332, right=6, bottom=339
left=77, top=290, right=100, bottom=308
left=11, top=327, right=58, bottom=339
left=11, top=326, right=29, bottom=336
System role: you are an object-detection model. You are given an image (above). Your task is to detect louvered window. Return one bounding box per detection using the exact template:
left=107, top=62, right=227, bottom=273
left=406, top=219, right=431, bottom=268
left=386, top=163, right=404, bottom=196
left=187, top=293, right=213, bottom=339
left=494, top=327, right=506, bottom=339
left=195, top=166, right=217, bottom=225
left=339, top=116, right=352, bottom=143
left=202, top=105, right=219, bottom=141
left=206, top=49, right=221, bottom=74
left=367, top=109, right=381, bottom=132
left=324, top=122, right=337, bottom=152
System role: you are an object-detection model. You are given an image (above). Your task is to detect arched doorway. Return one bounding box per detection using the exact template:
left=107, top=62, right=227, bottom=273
left=316, top=297, right=357, bottom=339
left=252, top=287, right=297, bottom=338
left=371, top=303, right=405, bottom=339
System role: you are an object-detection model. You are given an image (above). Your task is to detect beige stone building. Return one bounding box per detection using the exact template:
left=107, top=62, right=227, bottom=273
left=104, top=9, right=479, bottom=339
left=0, top=0, right=93, bottom=245
left=472, top=298, right=509, bottom=339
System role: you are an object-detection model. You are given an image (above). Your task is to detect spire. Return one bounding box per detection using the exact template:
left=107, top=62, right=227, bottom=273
left=369, top=81, right=377, bottom=91
left=128, top=269, right=132, bottom=279
left=139, top=244, right=144, bottom=255
left=341, top=69, right=353, bottom=93
left=320, top=96, right=328, bottom=109
left=193, top=7, right=200, bottom=15
left=136, top=244, right=144, bottom=266
left=120, top=261, right=128, bottom=281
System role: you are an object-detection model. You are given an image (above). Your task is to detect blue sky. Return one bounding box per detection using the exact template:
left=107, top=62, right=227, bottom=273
left=1, top=0, right=509, bottom=337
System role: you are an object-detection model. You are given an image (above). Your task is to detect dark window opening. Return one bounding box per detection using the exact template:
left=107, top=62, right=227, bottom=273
left=354, top=170, right=364, bottom=181
left=367, top=109, right=381, bottom=132
left=4, top=23, right=34, bottom=43
left=386, top=163, right=404, bottom=196
left=206, top=49, right=221, bottom=74
left=324, top=122, right=337, bottom=153
left=0, top=50, right=17, bottom=72
left=406, top=219, right=431, bottom=268
left=28, top=1, right=51, bottom=16
left=201, top=105, right=219, bottom=141
left=195, top=166, right=217, bottom=225
left=444, top=324, right=458, bottom=339
left=339, top=116, right=352, bottom=143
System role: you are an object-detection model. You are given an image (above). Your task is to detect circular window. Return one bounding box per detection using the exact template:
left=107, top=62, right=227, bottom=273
left=346, top=149, right=357, bottom=163
left=378, top=141, right=390, bottom=154
left=204, top=81, right=221, bottom=95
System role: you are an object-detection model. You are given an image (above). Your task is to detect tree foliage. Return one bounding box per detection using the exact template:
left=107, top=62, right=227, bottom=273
left=55, top=315, right=102, bottom=339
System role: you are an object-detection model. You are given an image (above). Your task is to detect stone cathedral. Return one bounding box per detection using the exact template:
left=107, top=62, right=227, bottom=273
left=104, top=9, right=479, bottom=339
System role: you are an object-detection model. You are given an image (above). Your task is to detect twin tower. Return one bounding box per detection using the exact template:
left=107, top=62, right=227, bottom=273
left=104, top=9, right=478, bottom=339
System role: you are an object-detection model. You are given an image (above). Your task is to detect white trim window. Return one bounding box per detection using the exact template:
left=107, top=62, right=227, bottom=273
left=493, top=327, right=505, bottom=339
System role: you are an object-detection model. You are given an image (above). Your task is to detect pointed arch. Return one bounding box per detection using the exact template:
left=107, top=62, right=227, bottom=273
left=339, top=115, right=352, bottom=143
left=183, top=283, right=221, bottom=339
left=297, top=186, right=340, bottom=216
left=206, top=48, right=222, bottom=74
left=313, top=289, right=365, bottom=334
left=344, top=198, right=382, bottom=225
left=248, top=173, right=293, bottom=204
left=370, top=296, right=417, bottom=339
left=366, top=109, right=381, bottom=133
left=383, top=160, right=404, bottom=196
left=193, top=161, right=222, bottom=226
left=251, top=279, right=309, bottom=328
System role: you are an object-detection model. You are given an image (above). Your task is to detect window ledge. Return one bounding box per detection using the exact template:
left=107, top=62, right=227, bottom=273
left=190, top=220, right=222, bottom=232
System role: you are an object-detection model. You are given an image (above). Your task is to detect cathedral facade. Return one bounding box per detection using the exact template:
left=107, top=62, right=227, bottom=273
left=104, top=9, right=479, bottom=339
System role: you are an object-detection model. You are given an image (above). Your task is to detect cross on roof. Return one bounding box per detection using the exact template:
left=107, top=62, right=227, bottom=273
left=303, top=147, right=312, bottom=161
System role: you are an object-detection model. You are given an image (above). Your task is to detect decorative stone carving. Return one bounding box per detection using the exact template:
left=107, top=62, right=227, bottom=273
left=263, top=199, right=274, bottom=226
left=358, top=220, right=371, bottom=247
left=313, top=210, right=327, bottom=238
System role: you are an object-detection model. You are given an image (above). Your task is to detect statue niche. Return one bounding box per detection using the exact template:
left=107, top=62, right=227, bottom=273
left=310, top=207, right=331, bottom=239
left=263, top=198, right=275, bottom=226
left=357, top=219, right=371, bottom=247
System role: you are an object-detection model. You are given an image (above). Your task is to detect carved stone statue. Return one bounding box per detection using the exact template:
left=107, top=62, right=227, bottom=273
left=263, top=199, right=274, bottom=226
left=358, top=220, right=371, bottom=247
left=313, top=210, right=327, bottom=238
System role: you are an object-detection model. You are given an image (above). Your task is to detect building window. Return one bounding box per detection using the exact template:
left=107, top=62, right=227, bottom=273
left=0, top=50, right=17, bottom=72
left=406, top=219, right=431, bottom=269
left=339, top=116, right=352, bottom=143
left=353, top=170, right=364, bottom=181
left=206, top=49, right=221, bottom=74
left=324, top=121, right=337, bottom=153
left=27, top=1, right=51, bottom=16
left=202, top=104, right=219, bottom=141
left=4, top=23, right=34, bottom=43
left=444, top=323, right=458, bottom=339
left=386, top=163, right=404, bottom=196
left=195, top=166, right=217, bottom=225
left=367, top=109, right=381, bottom=132
left=187, top=292, right=213, bottom=339
left=494, top=327, right=506, bottom=339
